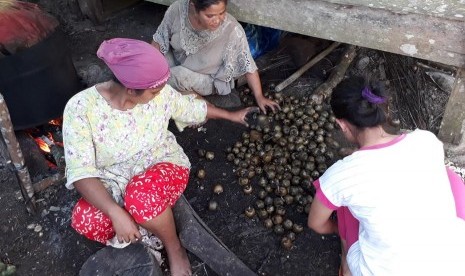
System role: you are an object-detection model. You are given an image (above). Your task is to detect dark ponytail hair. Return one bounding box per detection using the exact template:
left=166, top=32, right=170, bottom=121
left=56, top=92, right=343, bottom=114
left=330, top=76, right=387, bottom=128
left=191, top=0, right=227, bottom=12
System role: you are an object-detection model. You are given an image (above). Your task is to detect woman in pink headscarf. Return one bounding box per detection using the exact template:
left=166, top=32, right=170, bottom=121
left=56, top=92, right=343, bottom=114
left=63, top=38, right=255, bottom=276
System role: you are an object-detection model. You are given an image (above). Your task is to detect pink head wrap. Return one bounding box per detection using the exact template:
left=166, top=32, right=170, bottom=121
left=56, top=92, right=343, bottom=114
left=97, top=38, right=170, bottom=89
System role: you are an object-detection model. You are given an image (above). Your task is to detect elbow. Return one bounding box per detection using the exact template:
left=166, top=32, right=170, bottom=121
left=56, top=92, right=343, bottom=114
left=307, top=217, right=318, bottom=232
left=311, top=226, right=326, bottom=235
left=307, top=220, right=320, bottom=234
left=307, top=217, right=328, bottom=234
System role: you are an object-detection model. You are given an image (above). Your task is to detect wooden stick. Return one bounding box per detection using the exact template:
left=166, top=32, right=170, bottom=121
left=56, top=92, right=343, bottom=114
left=311, top=45, right=358, bottom=104
left=274, top=42, right=341, bottom=92
left=0, top=93, right=36, bottom=212
left=33, top=171, right=66, bottom=192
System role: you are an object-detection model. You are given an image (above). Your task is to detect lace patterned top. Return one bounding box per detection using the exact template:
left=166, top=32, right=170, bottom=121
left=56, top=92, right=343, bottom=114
left=63, top=84, right=207, bottom=203
left=153, top=0, right=257, bottom=95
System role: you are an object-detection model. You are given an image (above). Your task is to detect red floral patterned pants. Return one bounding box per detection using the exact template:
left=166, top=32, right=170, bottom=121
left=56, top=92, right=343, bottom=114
left=71, top=162, right=189, bottom=244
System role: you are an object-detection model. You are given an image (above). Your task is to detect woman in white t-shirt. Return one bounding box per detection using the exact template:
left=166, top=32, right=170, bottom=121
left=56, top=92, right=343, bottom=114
left=307, top=76, right=465, bottom=276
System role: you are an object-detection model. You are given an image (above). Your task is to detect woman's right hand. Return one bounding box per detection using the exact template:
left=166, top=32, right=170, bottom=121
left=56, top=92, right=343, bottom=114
left=74, top=178, right=142, bottom=243
left=108, top=206, right=142, bottom=243
left=229, top=107, right=260, bottom=127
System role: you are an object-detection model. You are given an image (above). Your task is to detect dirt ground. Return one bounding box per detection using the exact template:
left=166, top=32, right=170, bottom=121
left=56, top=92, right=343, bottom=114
left=0, top=1, right=462, bottom=276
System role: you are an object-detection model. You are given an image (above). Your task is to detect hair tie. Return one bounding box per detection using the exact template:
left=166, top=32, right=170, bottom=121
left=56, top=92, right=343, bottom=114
left=361, top=87, right=385, bottom=104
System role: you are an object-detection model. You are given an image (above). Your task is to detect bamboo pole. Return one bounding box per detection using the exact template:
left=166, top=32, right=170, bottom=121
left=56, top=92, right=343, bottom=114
left=274, top=42, right=341, bottom=92
left=0, top=93, right=36, bottom=212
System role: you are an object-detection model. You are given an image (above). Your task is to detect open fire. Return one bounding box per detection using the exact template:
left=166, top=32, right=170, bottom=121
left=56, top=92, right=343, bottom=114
left=34, top=136, right=51, bottom=153
left=26, top=118, right=65, bottom=169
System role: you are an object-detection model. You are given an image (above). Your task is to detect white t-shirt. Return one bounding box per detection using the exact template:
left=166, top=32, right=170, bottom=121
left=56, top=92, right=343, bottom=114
left=319, top=129, right=465, bottom=276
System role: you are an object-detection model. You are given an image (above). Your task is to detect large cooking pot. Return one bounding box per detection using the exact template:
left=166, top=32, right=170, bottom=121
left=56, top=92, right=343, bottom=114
left=0, top=28, right=83, bottom=130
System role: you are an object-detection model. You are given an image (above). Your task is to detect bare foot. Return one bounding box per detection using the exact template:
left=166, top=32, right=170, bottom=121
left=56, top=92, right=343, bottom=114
left=167, top=245, right=191, bottom=276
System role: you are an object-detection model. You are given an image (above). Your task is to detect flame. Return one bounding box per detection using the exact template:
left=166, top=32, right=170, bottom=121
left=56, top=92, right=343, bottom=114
left=34, top=137, right=50, bottom=153
left=49, top=118, right=63, bottom=126
left=26, top=119, right=63, bottom=155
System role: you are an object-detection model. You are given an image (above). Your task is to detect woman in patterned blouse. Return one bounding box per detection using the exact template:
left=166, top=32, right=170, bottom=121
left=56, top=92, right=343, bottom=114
left=63, top=38, right=255, bottom=276
left=152, top=0, right=279, bottom=114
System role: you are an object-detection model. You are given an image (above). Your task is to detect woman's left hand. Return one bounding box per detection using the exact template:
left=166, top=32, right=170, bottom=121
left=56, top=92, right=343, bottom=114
left=230, top=107, right=259, bottom=127
left=255, top=96, right=280, bottom=114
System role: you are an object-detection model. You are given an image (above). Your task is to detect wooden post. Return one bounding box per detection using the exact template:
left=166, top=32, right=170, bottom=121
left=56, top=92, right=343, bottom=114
left=0, top=93, right=36, bottom=213
left=438, top=69, right=465, bottom=145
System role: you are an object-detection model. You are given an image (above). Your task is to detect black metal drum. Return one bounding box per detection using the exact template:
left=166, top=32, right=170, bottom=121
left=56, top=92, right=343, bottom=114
left=0, top=28, right=83, bottom=130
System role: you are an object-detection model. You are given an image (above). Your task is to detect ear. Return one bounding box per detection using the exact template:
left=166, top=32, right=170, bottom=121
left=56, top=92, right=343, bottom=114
left=335, top=118, right=348, bottom=132
left=126, top=88, right=136, bottom=95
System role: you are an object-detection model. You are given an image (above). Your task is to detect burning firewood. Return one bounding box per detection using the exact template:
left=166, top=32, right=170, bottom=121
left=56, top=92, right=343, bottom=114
left=41, top=135, right=66, bottom=169
left=0, top=0, right=58, bottom=56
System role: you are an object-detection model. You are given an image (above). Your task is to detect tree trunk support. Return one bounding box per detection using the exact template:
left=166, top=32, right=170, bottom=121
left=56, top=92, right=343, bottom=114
left=438, top=69, right=465, bottom=145
left=311, top=45, right=358, bottom=104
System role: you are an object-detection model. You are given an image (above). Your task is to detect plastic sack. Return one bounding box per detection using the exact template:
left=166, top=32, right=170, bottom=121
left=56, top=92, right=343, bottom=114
left=245, top=24, right=282, bottom=59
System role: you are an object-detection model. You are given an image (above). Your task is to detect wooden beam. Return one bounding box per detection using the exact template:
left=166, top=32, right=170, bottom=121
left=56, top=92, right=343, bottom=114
left=145, top=0, right=465, bottom=68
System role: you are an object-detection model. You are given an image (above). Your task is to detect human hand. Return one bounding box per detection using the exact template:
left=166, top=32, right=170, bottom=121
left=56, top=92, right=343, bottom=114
left=230, top=107, right=260, bottom=127
left=255, top=96, right=280, bottom=114
left=108, top=206, right=142, bottom=244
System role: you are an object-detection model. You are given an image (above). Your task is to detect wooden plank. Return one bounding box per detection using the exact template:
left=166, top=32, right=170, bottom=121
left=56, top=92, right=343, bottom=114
left=318, top=0, right=465, bottom=20
left=145, top=0, right=465, bottom=68
left=173, top=195, right=257, bottom=276
left=438, top=69, right=465, bottom=144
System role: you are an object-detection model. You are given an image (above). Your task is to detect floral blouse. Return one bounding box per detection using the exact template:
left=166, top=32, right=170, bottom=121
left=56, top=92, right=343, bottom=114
left=63, top=84, right=207, bottom=203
